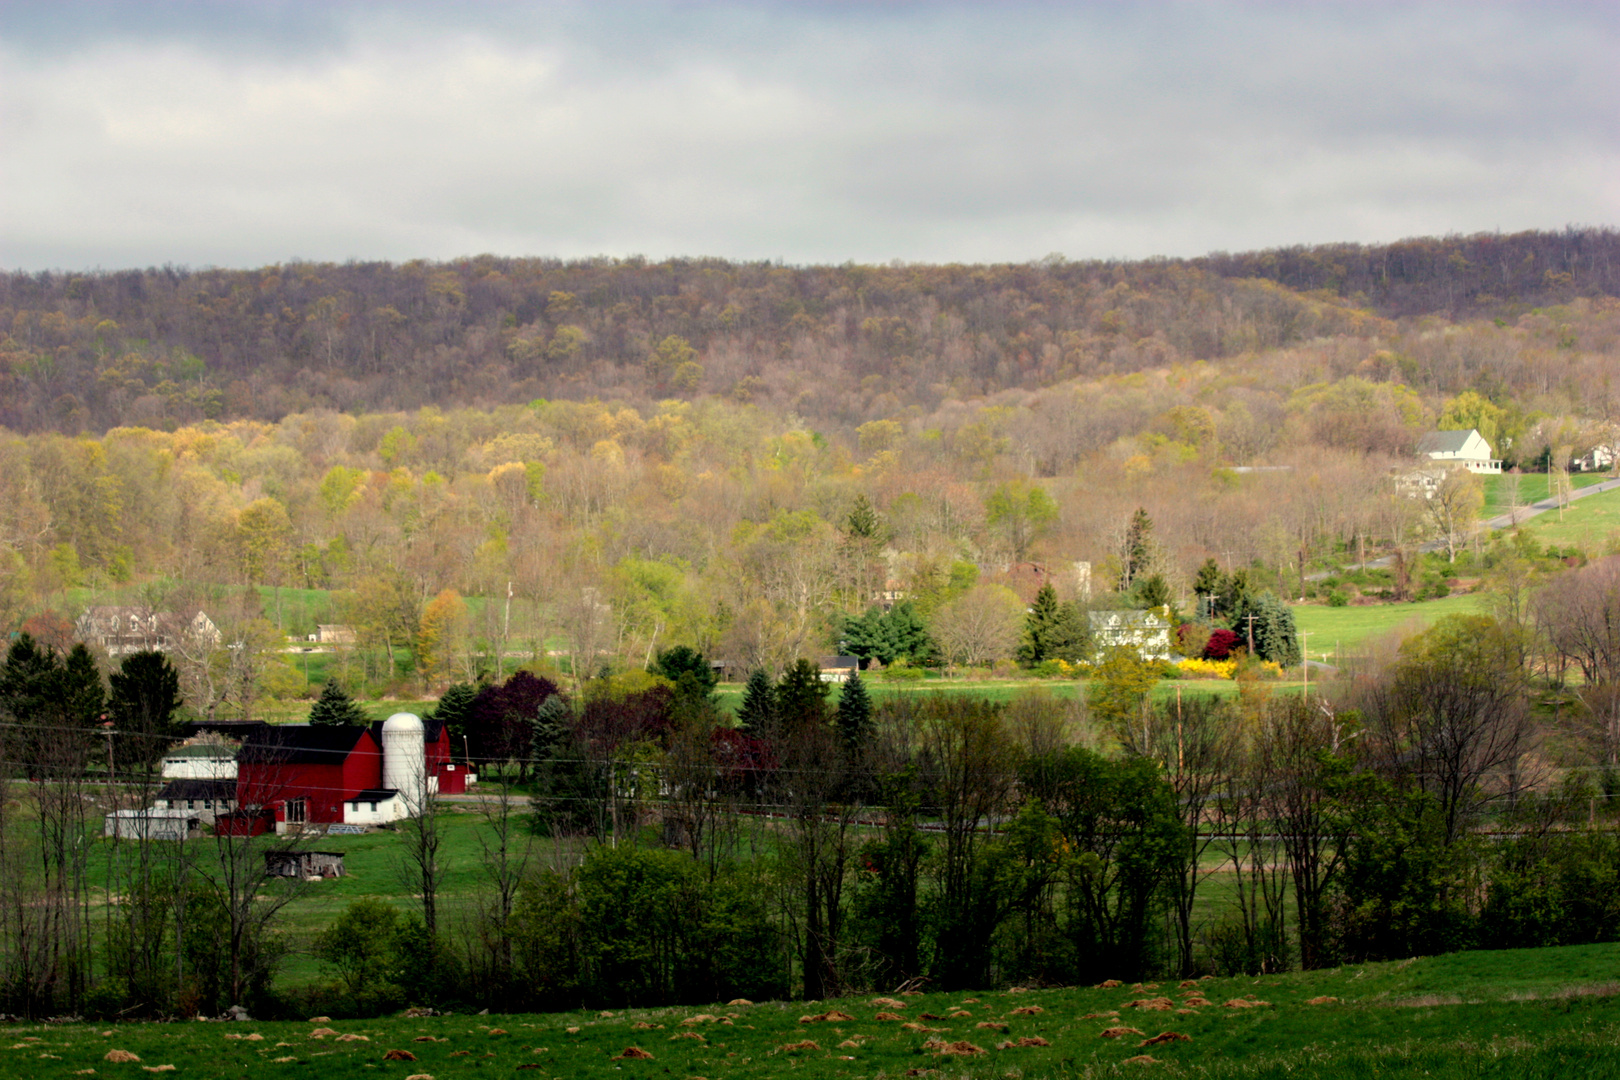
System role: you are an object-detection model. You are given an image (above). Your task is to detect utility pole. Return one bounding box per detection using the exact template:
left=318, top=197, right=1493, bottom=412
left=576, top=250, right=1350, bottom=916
left=1245, top=613, right=1258, bottom=657
left=1300, top=631, right=1313, bottom=697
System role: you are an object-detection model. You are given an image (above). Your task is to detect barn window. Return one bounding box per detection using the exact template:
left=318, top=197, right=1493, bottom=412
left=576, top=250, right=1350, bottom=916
left=286, top=798, right=307, bottom=824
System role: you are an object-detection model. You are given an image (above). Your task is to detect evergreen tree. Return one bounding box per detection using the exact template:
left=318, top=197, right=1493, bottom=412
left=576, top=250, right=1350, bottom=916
left=845, top=493, right=882, bottom=541
left=1119, top=507, right=1156, bottom=590
left=836, top=669, right=873, bottom=754
left=1017, top=584, right=1089, bottom=665
left=776, top=658, right=830, bottom=730
left=428, top=680, right=479, bottom=743
left=1134, top=574, right=1170, bottom=611
left=1252, top=593, right=1302, bottom=667
left=308, top=678, right=371, bottom=727
left=650, top=645, right=719, bottom=697
left=1193, top=558, right=1225, bottom=618
left=844, top=600, right=938, bottom=667
left=735, top=668, right=776, bottom=735
left=107, top=650, right=181, bottom=773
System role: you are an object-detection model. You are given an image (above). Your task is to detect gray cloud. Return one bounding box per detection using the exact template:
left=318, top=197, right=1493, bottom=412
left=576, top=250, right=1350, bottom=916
left=1, top=1, right=1616, bottom=270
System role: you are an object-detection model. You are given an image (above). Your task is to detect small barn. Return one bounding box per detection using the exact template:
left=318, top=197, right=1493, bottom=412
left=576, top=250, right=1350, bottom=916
left=104, top=808, right=200, bottom=841
left=264, top=850, right=347, bottom=879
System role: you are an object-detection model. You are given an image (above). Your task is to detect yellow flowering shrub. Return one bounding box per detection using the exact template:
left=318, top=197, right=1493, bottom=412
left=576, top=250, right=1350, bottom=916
left=1177, top=657, right=1237, bottom=679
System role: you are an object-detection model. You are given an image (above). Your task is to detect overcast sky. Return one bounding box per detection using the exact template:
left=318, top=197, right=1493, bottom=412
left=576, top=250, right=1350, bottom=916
left=2, top=1, right=1616, bottom=271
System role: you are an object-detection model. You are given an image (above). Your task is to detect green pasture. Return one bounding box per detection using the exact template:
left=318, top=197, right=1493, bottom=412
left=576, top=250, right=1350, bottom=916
left=1481, top=470, right=1607, bottom=516
left=14, top=942, right=1620, bottom=1078
left=1509, top=480, right=1620, bottom=552
left=1292, top=592, right=1486, bottom=658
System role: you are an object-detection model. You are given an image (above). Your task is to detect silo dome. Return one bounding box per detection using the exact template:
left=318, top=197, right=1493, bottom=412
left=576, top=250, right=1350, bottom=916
left=381, top=712, right=427, bottom=809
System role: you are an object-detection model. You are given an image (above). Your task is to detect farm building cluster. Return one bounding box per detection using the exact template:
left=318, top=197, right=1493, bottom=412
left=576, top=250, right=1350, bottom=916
left=107, top=712, right=475, bottom=840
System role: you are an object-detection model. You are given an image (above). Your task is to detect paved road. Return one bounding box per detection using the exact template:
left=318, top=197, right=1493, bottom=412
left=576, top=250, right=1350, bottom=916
left=1307, top=473, right=1620, bottom=580
left=1480, top=474, right=1620, bottom=531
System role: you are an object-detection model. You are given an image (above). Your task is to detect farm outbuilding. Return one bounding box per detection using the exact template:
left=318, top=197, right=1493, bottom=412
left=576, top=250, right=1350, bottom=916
left=104, top=809, right=200, bottom=841
left=264, top=850, right=346, bottom=879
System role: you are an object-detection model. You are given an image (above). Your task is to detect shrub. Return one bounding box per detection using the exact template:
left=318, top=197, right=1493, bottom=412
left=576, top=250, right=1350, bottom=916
left=1328, top=589, right=1349, bottom=607
left=1177, top=658, right=1236, bottom=680
left=1203, top=629, right=1241, bottom=660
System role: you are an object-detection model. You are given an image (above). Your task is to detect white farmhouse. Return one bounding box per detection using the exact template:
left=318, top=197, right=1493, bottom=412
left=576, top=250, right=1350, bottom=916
left=1088, top=608, right=1172, bottom=662
left=1416, top=429, right=1501, bottom=474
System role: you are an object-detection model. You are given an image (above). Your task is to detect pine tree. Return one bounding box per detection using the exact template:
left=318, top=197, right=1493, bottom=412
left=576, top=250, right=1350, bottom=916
left=845, top=493, right=882, bottom=540
left=108, top=649, right=181, bottom=773
left=309, top=678, right=370, bottom=727
left=1119, top=507, right=1155, bottom=590
left=1253, top=593, right=1302, bottom=667
left=1193, top=558, right=1225, bottom=617
left=428, top=681, right=479, bottom=742
left=736, top=668, right=776, bottom=735
left=776, top=658, right=830, bottom=730
left=1018, top=584, right=1086, bottom=665
left=836, top=669, right=873, bottom=754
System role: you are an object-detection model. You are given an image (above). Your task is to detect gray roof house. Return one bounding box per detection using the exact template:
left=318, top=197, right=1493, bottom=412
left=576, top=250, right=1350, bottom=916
left=1415, top=429, right=1501, bottom=474
left=1088, top=608, right=1172, bottom=662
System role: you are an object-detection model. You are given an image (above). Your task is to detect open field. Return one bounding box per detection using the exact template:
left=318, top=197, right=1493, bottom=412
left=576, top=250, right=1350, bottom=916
left=1482, top=471, right=1607, bottom=517
left=1511, top=480, right=1620, bottom=551
left=14, top=942, right=1620, bottom=1078
left=1292, top=592, right=1486, bottom=658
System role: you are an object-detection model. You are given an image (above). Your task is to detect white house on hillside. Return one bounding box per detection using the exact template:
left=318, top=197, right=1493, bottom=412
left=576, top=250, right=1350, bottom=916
left=1416, top=429, right=1501, bottom=474
left=1088, top=608, right=1172, bottom=662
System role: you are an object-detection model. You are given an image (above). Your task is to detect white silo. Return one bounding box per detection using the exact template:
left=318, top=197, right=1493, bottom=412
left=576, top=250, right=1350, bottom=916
left=381, top=712, right=427, bottom=816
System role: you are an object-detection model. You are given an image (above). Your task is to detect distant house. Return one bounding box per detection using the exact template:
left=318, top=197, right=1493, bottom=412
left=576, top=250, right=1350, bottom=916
left=313, top=624, right=357, bottom=645
left=1416, top=429, right=1501, bottom=474
left=1088, top=608, right=1172, bottom=662
left=76, top=606, right=221, bottom=657
left=161, top=741, right=238, bottom=781
left=152, top=778, right=237, bottom=824
left=1574, top=445, right=1617, bottom=473
left=818, top=656, right=860, bottom=683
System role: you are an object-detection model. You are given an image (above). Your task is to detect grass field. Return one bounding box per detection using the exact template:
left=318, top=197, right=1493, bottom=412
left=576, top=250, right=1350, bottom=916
left=15, top=942, right=1620, bottom=1078
left=1510, top=480, right=1620, bottom=552
left=1482, top=471, right=1607, bottom=517
left=1292, top=592, right=1486, bottom=659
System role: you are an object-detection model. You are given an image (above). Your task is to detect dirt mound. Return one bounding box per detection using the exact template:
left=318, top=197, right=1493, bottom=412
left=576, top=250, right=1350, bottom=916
left=975, top=1021, right=1009, bottom=1032
left=1224, top=998, right=1270, bottom=1009
left=727, top=998, right=753, bottom=1006
left=778, top=1040, right=821, bottom=1053
left=902, top=1022, right=944, bottom=1032
left=1306, top=996, right=1340, bottom=1005
left=309, top=1028, right=338, bottom=1038
left=1179, top=979, right=1199, bottom=988
left=1126, top=997, right=1174, bottom=1011
left=668, top=1032, right=704, bottom=1042
left=383, top=1049, right=418, bottom=1061
left=875, top=1012, right=903, bottom=1022
left=1123, top=1054, right=1160, bottom=1065
left=105, top=1050, right=141, bottom=1063
left=947, top=1009, right=973, bottom=1018
left=683, top=1014, right=718, bottom=1026
left=1009, top=1005, right=1044, bottom=1015
left=1098, top=979, right=1123, bottom=988
left=936, top=1040, right=986, bottom=1056
left=798, top=1010, right=854, bottom=1024
left=1082, top=1011, right=1120, bottom=1019
left=614, top=1047, right=654, bottom=1060
left=871, top=997, right=907, bottom=1009
left=1139, top=1032, right=1191, bottom=1047
left=1099, top=1026, right=1145, bottom=1039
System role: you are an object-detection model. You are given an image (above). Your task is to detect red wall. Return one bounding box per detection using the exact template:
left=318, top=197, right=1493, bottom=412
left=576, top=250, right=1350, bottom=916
left=237, top=731, right=383, bottom=824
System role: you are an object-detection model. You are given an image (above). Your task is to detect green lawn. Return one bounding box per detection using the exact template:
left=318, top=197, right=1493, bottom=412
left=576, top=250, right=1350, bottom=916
left=1509, top=479, right=1620, bottom=551
left=1482, top=471, right=1607, bottom=517
left=17, top=941, right=1620, bottom=1078
left=1292, top=593, right=1486, bottom=659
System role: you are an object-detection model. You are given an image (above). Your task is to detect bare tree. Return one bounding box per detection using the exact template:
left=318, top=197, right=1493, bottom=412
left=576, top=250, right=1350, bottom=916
left=931, top=583, right=1024, bottom=673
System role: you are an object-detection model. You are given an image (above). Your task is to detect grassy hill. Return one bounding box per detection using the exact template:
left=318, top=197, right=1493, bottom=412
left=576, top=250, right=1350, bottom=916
left=18, top=941, right=1620, bottom=1078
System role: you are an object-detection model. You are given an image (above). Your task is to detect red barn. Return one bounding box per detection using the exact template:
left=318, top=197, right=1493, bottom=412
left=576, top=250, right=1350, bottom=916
left=237, top=725, right=382, bottom=827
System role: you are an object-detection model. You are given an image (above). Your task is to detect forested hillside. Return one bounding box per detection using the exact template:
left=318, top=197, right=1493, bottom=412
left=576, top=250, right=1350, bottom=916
left=2, top=228, right=1617, bottom=436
